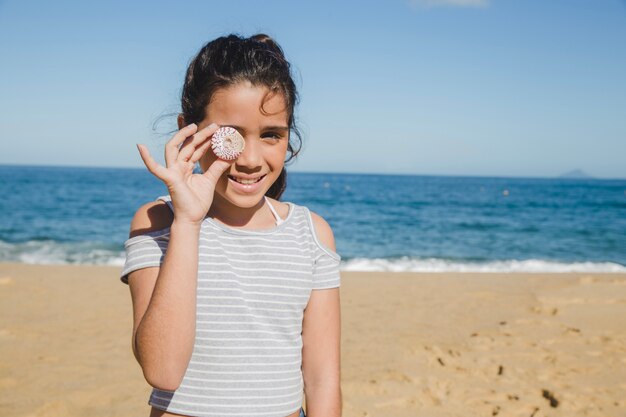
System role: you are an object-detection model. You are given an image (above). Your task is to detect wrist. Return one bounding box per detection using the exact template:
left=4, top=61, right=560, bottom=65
left=170, top=219, right=203, bottom=233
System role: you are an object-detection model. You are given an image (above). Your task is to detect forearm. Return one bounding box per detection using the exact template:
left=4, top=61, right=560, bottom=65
left=304, top=382, right=342, bottom=417
left=135, top=220, right=200, bottom=390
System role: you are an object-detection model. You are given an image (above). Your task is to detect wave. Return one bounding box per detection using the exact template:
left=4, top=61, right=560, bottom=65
left=341, top=257, right=626, bottom=273
left=1, top=240, right=625, bottom=273
left=0, top=240, right=125, bottom=266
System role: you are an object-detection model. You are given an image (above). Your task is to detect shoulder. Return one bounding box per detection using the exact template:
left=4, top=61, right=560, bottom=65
left=128, top=200, right=174, bottom=238
left=308, top=210, right=337, bottom=253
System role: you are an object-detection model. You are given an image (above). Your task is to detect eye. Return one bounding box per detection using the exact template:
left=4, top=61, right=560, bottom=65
left=261, top=131, right=283, bottom=142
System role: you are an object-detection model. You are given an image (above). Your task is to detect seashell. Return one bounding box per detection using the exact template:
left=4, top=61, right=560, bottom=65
left=210, top=127, right=245, bottom=160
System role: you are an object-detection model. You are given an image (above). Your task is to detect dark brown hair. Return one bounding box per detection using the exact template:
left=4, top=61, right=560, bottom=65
left=180, top=33, right=302, bottom=200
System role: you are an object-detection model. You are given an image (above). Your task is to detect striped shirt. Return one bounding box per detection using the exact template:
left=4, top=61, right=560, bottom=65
left=120, top=195, right=341, bottom=417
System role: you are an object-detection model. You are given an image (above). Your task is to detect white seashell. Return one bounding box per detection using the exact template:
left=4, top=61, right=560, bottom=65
left=210, top=127, right=245, bottom=160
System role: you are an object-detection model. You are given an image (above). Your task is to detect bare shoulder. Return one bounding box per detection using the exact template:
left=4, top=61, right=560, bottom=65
left=309, top=210, right=336, bottom=252
left=129, top=200, right=174, bottom=238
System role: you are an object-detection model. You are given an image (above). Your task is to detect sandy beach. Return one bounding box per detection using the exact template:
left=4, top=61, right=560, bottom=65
left=0, top=262, right=624, bottom=417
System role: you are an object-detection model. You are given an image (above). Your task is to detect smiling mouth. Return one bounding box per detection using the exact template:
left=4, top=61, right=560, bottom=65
left=228, top=174, right=267, bottom=185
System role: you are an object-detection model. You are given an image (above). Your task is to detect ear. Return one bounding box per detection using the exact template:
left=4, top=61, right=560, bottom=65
left=177, top=114, right=185, bottom=130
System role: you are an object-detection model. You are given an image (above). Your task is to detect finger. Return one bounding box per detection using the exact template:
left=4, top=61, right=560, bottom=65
left=188, top=138, right=213, bottom=164
left=202, top=159, right=233, bottom=184
left=178, top=123, right=220, bottom=162
left=137, top=144, right=169, bottom=180
left=165, top=123, right=198, bottom=167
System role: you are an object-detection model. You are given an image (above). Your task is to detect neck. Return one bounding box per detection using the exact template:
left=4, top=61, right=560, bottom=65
left=208, top=194, right=271, bottom=228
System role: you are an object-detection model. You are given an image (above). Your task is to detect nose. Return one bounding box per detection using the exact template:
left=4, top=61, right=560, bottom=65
left=234, top=135, right=263, bottom=171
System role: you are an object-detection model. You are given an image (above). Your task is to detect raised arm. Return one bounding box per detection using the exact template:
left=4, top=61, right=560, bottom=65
left=126, top=122, right=231, bottom=391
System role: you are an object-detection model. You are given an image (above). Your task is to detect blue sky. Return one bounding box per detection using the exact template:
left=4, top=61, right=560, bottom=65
left=1, top=0, right=625, bottom=178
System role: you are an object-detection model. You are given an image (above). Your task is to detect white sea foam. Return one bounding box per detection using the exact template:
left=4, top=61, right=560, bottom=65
left=0, top=240, right=125, bottom=266
left=1, top=240, right=625, bottom=272
left=341, top=257, right=626, bottom=273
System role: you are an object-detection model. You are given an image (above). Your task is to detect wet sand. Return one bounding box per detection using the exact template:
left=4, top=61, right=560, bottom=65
left=0, top=263, right=624, bottom=417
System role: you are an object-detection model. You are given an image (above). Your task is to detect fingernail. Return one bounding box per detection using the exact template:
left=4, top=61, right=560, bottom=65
left=188, top=123, right=197, bottom=129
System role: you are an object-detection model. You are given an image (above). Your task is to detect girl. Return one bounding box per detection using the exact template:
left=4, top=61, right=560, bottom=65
left=120, top=34, right=342, bottom=417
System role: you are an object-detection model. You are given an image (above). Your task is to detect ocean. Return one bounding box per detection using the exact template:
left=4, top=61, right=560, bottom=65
left=1, top=164, right=625, bottom=272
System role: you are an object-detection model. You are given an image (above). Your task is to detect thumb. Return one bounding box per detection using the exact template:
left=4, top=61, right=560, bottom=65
left=203, top=159, right=232, bottom=184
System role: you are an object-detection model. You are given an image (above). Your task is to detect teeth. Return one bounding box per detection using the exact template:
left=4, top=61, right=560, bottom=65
left=230, top=175, right=263, bottom=185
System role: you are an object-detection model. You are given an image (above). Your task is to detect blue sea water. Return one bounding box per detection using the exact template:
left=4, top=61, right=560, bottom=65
left=1, top=164, right=625, bottom=272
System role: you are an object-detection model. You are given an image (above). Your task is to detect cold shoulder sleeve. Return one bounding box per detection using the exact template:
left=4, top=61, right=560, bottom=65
left=312, top=244, right=341, bottom=289
left=119, top=227, right=171, bottom=285
left=303, top=206, right=341, bottom=290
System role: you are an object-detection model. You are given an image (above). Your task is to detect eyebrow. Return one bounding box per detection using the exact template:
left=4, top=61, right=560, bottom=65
left=228, top=125, right=289, bottom=134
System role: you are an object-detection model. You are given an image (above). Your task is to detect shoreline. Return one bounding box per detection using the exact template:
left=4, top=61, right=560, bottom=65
left=2, top=259, right=625, bottom=274
left=1, top=263, right=625, bottom=416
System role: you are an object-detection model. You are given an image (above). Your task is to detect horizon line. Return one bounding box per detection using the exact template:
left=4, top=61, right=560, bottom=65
left=0, top=162, right=624, bottom=181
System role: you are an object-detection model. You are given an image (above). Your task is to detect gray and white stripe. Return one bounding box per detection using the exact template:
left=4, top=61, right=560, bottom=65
left=120, top=195, right=340, bottom=416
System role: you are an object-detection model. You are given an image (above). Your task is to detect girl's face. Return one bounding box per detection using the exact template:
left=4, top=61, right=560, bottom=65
left=197, top=81, right=290, bottom=209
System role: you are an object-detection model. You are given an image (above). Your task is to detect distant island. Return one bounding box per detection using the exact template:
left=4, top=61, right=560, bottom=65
left=558, top=169, right=594, bottom=179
